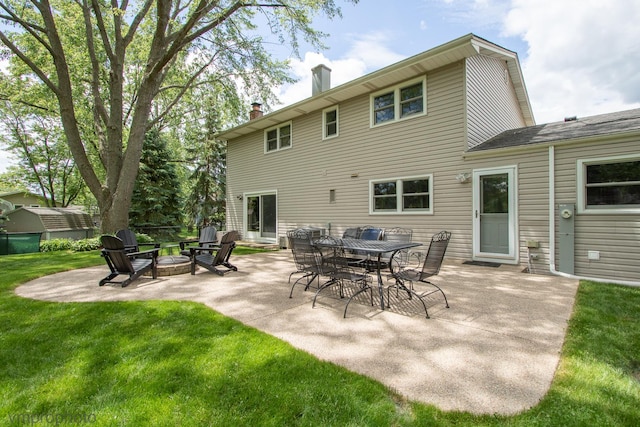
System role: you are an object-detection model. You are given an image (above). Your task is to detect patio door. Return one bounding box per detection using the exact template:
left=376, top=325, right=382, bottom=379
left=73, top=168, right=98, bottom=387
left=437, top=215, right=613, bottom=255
left=472, top=167, right=518, bottom=263
left=245, top=193, right=277, bottom=242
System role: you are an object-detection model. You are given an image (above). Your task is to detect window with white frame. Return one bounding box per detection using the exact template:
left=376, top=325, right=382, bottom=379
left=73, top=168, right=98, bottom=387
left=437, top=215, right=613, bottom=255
left=370, top=174, right=433, bottom=214
left=578, top=155, right=640, bottom=213
left=265, top=122, right=292, bottom=153
left=323, top=106, right=339, bottom=139
left=371, top=77, right=426, bottom=126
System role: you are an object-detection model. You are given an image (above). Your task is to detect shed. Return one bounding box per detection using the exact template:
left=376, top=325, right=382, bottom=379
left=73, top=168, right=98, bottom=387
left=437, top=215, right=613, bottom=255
left=4, top=207, right=95, bottom=240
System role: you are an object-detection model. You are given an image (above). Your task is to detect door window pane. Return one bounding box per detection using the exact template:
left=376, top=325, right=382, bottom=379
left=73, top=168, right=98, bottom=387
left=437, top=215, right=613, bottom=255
left=481, top=174, right=508, bottom=214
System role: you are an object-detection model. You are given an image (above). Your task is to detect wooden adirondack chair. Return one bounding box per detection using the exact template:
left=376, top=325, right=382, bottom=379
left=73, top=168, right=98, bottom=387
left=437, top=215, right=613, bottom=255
left=179, top=225, right=218, bottom=256
left=190, top=230, right=239, bottom=276
left=115, top=229, right=161, bottom=254
left=99, top=235, right=159, bottom=287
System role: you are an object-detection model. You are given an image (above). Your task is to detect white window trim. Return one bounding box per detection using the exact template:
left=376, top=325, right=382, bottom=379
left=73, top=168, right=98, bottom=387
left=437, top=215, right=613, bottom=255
left=577, top=153, right=640, bottom=214
left=369, top=174, right=434, bottom=215
left=322, top=105, right=339, bottom=140
left=369, top=76, right=427, bottom=128
left=264, top=121, right=292, bottom=153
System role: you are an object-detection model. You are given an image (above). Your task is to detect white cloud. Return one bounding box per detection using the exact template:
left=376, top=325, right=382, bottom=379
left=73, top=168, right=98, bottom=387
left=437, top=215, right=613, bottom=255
left=274, top=32, right=406, bottom=109
left=503, top=0, right=640, bottom=123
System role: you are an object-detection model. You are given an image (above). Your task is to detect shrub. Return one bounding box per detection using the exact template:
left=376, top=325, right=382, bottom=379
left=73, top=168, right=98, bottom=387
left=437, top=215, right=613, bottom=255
left=40, top=237, right=102, bottom=252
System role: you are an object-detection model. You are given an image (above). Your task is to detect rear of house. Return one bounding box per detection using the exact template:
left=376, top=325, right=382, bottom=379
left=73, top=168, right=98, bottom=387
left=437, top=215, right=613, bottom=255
left=219, top=34, right=640, bottom=285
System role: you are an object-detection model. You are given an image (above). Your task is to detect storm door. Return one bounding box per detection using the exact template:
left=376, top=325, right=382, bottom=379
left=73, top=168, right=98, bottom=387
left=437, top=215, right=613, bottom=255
left=472, top=167, right=517, bottom=263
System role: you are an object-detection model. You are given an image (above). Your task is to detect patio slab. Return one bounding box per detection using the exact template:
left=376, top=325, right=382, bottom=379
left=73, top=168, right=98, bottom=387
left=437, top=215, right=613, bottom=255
left=15, top=251, right=579, bottom=415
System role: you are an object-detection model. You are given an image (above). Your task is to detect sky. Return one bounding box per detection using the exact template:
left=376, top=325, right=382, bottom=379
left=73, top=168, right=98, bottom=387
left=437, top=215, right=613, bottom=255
left=1, top=0, right=640, bottom=173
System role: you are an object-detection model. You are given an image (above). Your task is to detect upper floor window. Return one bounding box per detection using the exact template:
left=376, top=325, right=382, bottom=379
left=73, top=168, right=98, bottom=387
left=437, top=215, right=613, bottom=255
left=578, top=154, right=640, bottom=214
left=323, top=106, right=339, bottom=139
left=369, top=174, right=433, bottom=214
left=371, top=77, right=426, bottom=126
left=265, top=122, right=292, bottom=153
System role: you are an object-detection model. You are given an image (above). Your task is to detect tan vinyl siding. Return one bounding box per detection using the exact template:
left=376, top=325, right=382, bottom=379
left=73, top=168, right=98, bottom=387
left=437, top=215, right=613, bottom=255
left=228, top=62, right=479, bottom=260
left=466, top=55, right=526, bottom=149
left=553, top=137, right=640, bottom=282
left=462, top=148, right=551, bottom=269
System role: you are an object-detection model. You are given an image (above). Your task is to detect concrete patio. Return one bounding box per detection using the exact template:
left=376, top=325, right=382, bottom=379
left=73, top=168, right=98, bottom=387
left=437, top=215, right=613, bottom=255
left=16, top=250, right=579, bottom=415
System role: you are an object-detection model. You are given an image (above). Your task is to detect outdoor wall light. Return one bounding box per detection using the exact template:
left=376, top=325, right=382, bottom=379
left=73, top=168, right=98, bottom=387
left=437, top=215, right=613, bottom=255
left=456, top=172, right=471, bottom=183
left=237, top=194, right=243, bottom=201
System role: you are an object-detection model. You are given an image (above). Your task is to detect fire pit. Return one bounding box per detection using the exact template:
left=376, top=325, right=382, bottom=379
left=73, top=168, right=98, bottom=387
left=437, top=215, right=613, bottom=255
left=153, top=255, right=191, bottom=276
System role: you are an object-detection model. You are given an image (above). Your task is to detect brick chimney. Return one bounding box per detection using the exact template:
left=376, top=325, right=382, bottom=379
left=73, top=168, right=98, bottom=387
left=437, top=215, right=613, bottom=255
left=311, top=64, right=331, bottom=96
left=249, top=102, right=263, bottom=120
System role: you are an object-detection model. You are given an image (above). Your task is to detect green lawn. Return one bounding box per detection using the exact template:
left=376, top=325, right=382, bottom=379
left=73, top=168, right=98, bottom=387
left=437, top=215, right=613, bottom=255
left=1, top=250, right=639, bottom=426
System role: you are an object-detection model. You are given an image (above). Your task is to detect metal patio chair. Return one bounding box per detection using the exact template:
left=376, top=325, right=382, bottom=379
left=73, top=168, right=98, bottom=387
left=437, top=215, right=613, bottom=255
left=312, top=235, right=373, bottom=318
left=349, top=225, right=384, bottom=271
left=386, top=230, right=451, bottom=318
left=288, top=228, right=323, bottom=297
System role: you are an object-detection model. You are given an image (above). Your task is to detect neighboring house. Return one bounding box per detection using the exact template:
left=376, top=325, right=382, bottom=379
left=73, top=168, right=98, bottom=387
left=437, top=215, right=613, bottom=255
left=0, top=190, right=56, bottom=210
left=4, top=207, right=95, bottom=240
left=218, top=33, right=640, bottom=285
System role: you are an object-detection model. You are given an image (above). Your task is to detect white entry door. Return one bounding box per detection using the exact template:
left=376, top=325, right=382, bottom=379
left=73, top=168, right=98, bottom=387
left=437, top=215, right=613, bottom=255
left=472, top=167, right=518, bottom=263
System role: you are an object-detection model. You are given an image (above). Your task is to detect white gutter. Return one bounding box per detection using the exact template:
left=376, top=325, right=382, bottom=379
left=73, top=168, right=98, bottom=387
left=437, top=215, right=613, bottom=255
left=547, top=146, right=640, bottom=287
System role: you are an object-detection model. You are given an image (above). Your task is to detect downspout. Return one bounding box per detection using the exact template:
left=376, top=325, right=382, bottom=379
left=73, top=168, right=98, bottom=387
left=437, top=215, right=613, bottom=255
left=548, top=146, right=640, bottom=287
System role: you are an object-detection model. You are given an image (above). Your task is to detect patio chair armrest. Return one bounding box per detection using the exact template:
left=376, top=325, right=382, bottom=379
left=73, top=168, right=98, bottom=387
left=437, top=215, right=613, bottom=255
left=139, top=242, right=161, bottom=249
left=128, top=248, right=160, bottom=258
left=179, top=238, right=199, bottom=250
left=189, top=245, right=222, bottom=255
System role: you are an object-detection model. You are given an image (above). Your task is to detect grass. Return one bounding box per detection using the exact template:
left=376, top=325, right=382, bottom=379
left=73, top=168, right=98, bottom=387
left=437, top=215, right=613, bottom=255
left=0, top=251, right=639, bottom=426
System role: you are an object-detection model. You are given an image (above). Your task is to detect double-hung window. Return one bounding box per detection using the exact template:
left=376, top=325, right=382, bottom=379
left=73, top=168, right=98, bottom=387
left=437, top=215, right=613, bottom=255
left=577, top=155, right=640, bottom=213
left=265, top=122, right=292, bottom=153
left=371, top=77, right=426, bottom=126
left=323, top=106, right=339, bottom=139
left=370, top=174, right=433, bottom=214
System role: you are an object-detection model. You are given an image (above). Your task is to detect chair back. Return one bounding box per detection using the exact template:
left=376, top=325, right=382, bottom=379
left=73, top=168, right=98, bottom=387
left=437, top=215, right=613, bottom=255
left=115, top=229, right=138, bottom=252
left=381, top=227, right=413, bottom=264
left=199, top=226, right=218, bottom=248
left=313, top=235, right=345, bottom=275
left=211, top=230, right=238, bottom=265
left=101, top=235, right=134, bottom=273
left=419, top=231, right=451, bottom=279
left=342, top=227, right=360, bottom=239
left=288, top=228, right=320, bottom=272
left=358, top=226, right=383, bottom=241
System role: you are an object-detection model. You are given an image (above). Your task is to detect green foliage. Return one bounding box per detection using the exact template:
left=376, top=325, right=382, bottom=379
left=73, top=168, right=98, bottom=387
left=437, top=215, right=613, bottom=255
left=129, top=129, right=183, bottom=229
left=184, top=103, right=227, bottom=228
left=0, top=1, right=352, bottom=231
left=0, top=251, right=639, bottom=425
left=39, top=237, right=101, bottom=252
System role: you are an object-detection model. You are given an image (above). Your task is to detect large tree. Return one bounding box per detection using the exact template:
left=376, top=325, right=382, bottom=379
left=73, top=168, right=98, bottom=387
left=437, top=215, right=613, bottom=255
left=0, top=98, right=85, bottom=207
left=0, top=0, right=352, bottom=232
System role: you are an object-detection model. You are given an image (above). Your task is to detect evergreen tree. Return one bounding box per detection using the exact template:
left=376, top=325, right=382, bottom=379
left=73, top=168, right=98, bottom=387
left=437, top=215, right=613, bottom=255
left=129, top=128, right=183, bottom=234
left=185, top=110, right=226, bottom=229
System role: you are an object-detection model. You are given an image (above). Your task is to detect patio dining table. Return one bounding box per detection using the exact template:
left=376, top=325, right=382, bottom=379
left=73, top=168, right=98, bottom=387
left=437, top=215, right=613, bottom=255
left=318, top=238, right=422, bottom=310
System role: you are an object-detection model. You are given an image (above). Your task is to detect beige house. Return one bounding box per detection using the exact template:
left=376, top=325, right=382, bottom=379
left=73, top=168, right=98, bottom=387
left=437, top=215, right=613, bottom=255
left=0, top=190, right=54, bottom=210
left=218, top=34, right=640, bottom=285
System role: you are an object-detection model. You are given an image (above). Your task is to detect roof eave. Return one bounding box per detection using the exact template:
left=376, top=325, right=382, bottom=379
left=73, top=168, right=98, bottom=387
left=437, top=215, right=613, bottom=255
left=218, top=34, right=533, bottom=140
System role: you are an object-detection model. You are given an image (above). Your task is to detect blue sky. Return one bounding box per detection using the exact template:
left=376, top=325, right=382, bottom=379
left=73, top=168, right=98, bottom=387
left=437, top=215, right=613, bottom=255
left=2, top=0, right=640, bottom=172
left=271, top=0, right=640, bottom=125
